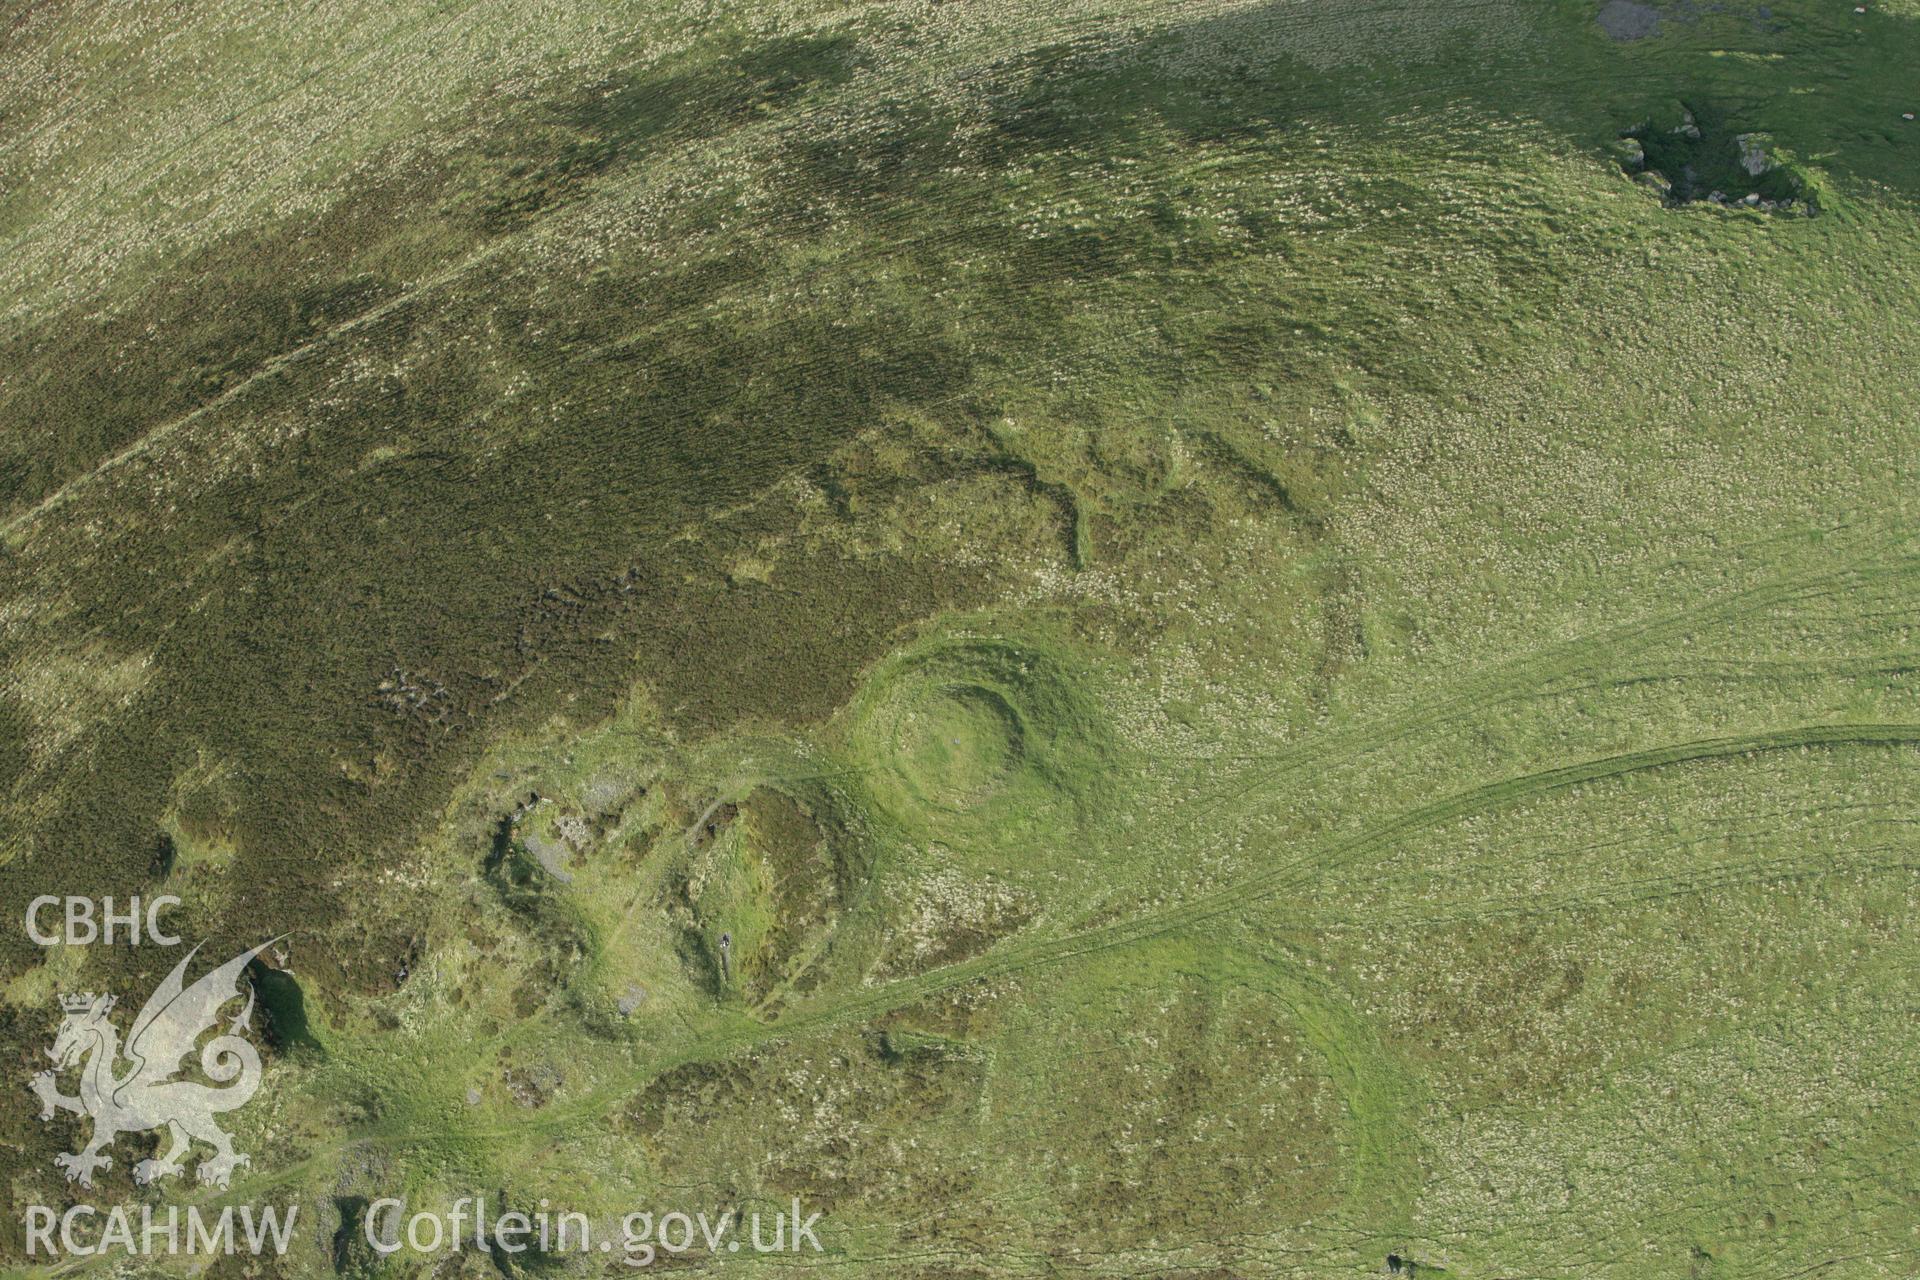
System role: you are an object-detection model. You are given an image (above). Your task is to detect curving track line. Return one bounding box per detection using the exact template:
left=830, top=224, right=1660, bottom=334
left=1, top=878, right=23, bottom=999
left=516, top=722, right=1920, bottom=1136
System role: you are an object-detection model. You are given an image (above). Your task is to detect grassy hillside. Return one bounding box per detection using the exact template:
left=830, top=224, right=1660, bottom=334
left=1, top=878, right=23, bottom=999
left=1, top=0, right=1916, bottom=1276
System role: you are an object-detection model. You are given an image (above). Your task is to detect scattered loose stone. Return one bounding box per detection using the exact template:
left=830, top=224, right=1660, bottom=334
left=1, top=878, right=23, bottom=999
left=1597, top=0, right=1662, bottom=41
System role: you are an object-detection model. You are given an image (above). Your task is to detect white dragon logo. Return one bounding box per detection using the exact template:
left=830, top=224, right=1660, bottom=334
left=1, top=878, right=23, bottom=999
left=29, top=939, right=280, bottom=1189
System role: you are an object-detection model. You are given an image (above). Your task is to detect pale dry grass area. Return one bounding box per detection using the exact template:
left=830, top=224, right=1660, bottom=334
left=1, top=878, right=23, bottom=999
left=0, top=0, right=1540, bottom=329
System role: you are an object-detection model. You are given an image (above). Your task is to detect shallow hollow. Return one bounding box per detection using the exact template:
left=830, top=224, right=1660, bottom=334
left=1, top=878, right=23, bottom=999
left=1621, top=104, right=1816, bottom=214
left=892, top=683, right=1026, bottom=810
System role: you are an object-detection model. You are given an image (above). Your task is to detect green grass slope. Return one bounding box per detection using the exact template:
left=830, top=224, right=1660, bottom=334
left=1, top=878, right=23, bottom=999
left=0, top=0, right=1916, bottom=1276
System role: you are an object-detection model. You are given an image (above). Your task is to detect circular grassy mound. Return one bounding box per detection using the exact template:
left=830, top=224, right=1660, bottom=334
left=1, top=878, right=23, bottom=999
left=849, top=635, right=1112, bottom=841
left=890, top=683, right=1026, bottom=810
